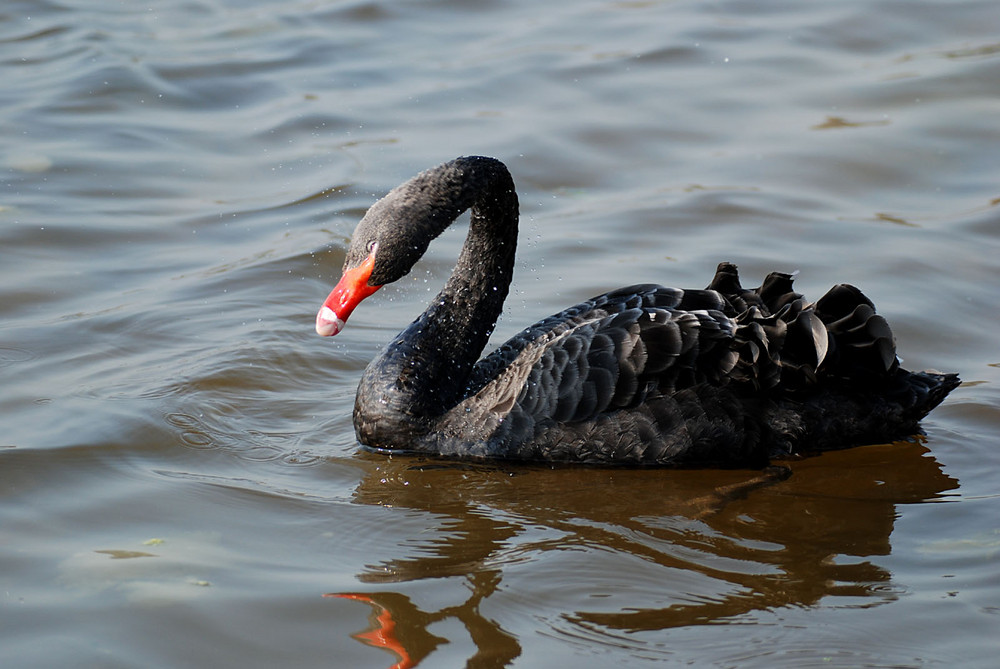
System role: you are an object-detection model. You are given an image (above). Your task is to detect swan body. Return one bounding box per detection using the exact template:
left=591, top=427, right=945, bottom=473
left=316, top=156, right=958, bottom=466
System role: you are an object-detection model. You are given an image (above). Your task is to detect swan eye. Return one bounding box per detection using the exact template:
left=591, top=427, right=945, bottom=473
left=365, top=240, right=378, bottom=255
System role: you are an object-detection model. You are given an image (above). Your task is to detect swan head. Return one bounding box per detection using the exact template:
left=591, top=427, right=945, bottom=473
left=316, top=156, right=513, bottom=336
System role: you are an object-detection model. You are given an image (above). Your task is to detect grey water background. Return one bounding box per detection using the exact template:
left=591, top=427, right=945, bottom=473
left=2, top=0, right=999, bottom=666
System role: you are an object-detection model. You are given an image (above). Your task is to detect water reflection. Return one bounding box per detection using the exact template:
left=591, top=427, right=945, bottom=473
left=327, top=576, right=518, bottom=669
left=325, top=593, right=441, bottom=669
left=330, top=440, right=957, bottom=666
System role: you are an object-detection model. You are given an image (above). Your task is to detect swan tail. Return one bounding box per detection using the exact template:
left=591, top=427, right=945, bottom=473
left=889, top=369, right=961, bottom=422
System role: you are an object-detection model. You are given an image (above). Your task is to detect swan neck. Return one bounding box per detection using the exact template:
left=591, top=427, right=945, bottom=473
left=356, top=158, right=518, bottom=443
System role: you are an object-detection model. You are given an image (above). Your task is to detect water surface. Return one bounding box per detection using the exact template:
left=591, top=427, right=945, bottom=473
left=2, top=0, right=999, bottom=666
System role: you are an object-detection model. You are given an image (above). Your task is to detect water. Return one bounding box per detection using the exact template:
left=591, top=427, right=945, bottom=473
left=2, top=0, right=998, bottom=666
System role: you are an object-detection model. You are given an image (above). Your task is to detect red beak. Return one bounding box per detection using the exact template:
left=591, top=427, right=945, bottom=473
left=316, top=250, right=381, bottom=336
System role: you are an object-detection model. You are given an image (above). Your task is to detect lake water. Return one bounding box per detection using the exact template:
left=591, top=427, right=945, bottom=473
left=2, top=0, right=998, bottom=666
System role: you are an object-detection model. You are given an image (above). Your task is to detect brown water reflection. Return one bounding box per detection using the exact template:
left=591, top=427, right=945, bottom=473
left=330, top=440, right=957, bottom=665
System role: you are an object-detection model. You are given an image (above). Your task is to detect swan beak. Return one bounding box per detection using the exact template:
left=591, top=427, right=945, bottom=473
left=315, top=307, right=346, bottom=336
left=316, top=250, right=381, bottom=336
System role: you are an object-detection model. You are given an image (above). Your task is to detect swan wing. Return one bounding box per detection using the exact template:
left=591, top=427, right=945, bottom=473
left=431, top=286, right=743, bottom=462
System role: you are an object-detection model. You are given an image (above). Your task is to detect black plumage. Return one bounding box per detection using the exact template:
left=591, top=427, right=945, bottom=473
left=316, top=156, right=959, bottom=466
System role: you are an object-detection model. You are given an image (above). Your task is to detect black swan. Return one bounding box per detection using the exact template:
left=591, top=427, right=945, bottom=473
left=315, top=156, right=959, bottom=466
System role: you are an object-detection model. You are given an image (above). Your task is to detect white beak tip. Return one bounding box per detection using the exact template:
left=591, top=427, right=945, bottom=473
left=316, top=306, right=345, bottom=336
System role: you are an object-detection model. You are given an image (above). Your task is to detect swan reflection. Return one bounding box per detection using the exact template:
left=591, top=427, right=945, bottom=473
left=329, top=439, right=956, bottom=667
